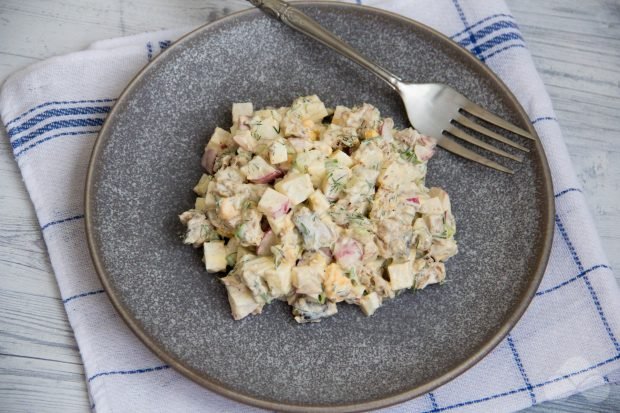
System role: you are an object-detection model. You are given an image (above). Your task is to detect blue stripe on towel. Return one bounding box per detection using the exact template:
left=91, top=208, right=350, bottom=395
left=507, top=335, right=537, bottom=404
left=451, top=14, right=515, bottom=39
left=465, top=32, right=524, bottom=56
left=459, top=20, right=520, bottom=48
left=482, top=43, right=526, bottom=61
left=40, top=214, right=85, bottom=231
left=532, top=116, right=557, bottom=125
left=88, top=365, right=170, bottom=382
left=11, top=118, right=105, bottom=149
left=63, top=289, right=106, bottom=304
left=14, top=129, right=99, bottom=158
left=8, top=106, right=110, bottom=137
left=536, top=265, right=612, bottom=296
left=428, top=392, right=440, bottom=412
left=556, top=214, right=620, bottom=352
left=555, top=187, right=582, bottom=198
left=5, top=98, right=116, bottom=127
left=418, top=353, right=620, bottom=412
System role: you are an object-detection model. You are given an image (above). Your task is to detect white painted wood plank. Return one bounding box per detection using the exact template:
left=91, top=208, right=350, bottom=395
left=508, top=0, right=620, bottom=278
left=0, top=54, right=42, bottom=87
left=0, top=133, right=62, bottom=297
left=508, top=0, right=620, bottom=411
left=0, top=116, right=89, bottom=411
left=0, top=356, right=89, bottom=412
left=0, top=288, right=83, bottom=365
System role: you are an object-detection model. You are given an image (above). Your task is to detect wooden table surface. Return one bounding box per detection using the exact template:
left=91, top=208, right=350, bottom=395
left=0, top=0, right=618, bottom=412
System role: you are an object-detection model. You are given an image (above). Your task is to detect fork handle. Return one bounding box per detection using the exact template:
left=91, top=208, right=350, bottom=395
left=247, top=0, right=402, bottom=90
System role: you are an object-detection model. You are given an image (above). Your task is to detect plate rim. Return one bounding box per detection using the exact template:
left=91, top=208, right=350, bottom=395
left=85, top=2, right=555, bottom=412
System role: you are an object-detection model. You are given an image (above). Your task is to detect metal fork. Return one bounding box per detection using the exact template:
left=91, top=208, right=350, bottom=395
left=247, top=0, right=535, bottom=173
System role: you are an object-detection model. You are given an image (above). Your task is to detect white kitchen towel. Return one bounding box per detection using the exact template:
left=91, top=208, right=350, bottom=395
left=2, top=1, right=619, bottom=412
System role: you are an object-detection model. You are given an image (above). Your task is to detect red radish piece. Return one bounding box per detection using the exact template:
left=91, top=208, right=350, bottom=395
left=201, top=148, right=217, bottom=174
left=407, top=197, right=420, bottom=204
left=238, top=115, right=251, bottom=130
left=319, top=247, right=333, bottom=260
left=249, top=169, right=284, bottom=184
left=419, top=135, right=437, bottom=148
left=333, top=238, right=363, bottom=269
left=272, top=200, right=291, bottom=219
left=415, top=144, right=435, bottom=161
left=288, top=138, right=312, bottom=153
left=257, top=230, right=277, bottom=256
left=379, top=118, right=394, bottom=141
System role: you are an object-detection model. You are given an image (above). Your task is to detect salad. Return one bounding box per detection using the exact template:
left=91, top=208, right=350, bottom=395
left=179, top=96, right=457, bottom=323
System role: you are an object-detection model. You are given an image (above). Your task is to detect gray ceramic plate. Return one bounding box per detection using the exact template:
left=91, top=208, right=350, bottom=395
left=85, top=2, right=554, bottom=412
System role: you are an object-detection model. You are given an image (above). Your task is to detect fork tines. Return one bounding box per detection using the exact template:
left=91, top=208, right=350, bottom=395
left=441, top=103, right=535, bottom=174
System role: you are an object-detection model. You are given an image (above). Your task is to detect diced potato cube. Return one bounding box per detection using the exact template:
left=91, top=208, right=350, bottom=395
left=346, top=284, right=367, bottom=304
left=240, top=156, right=277, bottom=181
left=204, top=194, right=216, bottom=211
left=294, top=150, right=325, bottom=172
left=308, top=190, right=331, bottom=213
left=416, top=262, right=446, bottom=289
left=424, top=214, right=444, bottom=236
left=292, top=266, right=323, bottom=295
left=204, top=181, right=217, bottom=210
left=413, top=217, right=428, bottom=231
left=269, top=141, right=288, bottom=164
left=204, top=241, right=227, bottom=272
left=225, top=238, right=239, bottom=267
left=221, top=274, right=261, bottom=320
left=254, top=108, right=284, bottom=123
left=329, top=150, right=353, bottom=167
left=307, top=161, right=326, bottom=188
left=299, top=250, right=330, bottom=269
left=267, top=213, right=291, bottom=235
left=331, top=105, right=349, bottom=126
left=233, top=130, right=258, bottom=152
left=239, top=256, right=275, bottom=303
left=292, top=95, right=329, bottom=122
left=193, top=174, right=211, bottom=196
left=429, top=187, right=451, bottom=213
left=352, top=141, right=384, bottom=169
left=264, top=264, right=293, bottom=298
left=419, top=197, right=443, bottom=215
left=274, top=173, right=314, bottom=205
left=232, top=102, right=253, bottom=123
left=388, top=260, right=414, bottom=290
left=321, top=166, right=351, bottom=201
left=258, top=188, right=290, bottom=219
left=359, top=292, right=382, bottom=316
left=430, top=239, right=458, bottom=261
left=250, top=116, right=280, bottom=141
left=344, top=167, right=378, bottom=203
left=206, top=127, right=233, bottom=151
left=241, top=256, right=275, bottom=274
left=195, top=197, right=207, bottom=212
left=377, top=160, right=417, bottom=191
left=236, top=246, right=254, bottom=264
left=313, top=140, right=333, bottom=156
left=413, top=218, right=433, bottom=251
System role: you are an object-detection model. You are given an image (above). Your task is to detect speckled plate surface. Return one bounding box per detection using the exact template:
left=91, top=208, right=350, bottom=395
left=85, top=2, right=553, bottom=412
